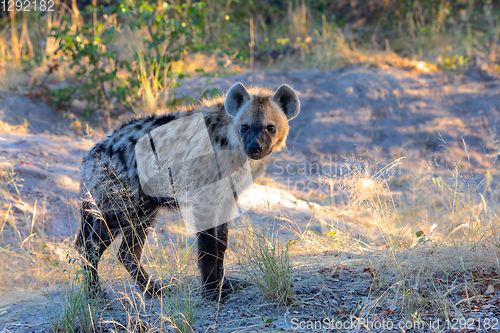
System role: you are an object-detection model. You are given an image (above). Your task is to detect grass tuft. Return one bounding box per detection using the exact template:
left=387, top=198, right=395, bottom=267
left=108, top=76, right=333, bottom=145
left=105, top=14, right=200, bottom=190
left=49, top=271, right=101, bottom=333
left=243, top=235, right=294, bottom=306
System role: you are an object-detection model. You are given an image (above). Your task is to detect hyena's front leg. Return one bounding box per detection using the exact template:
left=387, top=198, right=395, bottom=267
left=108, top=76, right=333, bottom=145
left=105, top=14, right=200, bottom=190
left=215, top=222, right=243, bottom=293
left=117, top=219, right=163, bottom=296
left=198, top=226, right=222, bottom=300
left=216, top=222, right=228, bottom=283
left=198, top=222, right=239, bottom=300
left=195, top=183, right=242, bottom=300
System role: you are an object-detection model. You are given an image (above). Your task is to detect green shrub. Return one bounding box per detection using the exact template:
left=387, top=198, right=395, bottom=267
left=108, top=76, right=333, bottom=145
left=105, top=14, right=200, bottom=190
left=50, top=0, right=245, bottom=115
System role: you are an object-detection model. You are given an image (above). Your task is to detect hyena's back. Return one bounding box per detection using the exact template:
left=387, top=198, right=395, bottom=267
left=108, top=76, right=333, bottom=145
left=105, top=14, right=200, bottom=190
left=78, top=101, right=238, bottom=225
left=79, top=113, right=179, bottom=228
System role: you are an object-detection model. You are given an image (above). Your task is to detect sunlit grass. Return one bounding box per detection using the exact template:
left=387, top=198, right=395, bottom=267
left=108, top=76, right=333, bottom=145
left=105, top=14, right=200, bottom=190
left=240, top=234, right=294, bottom=305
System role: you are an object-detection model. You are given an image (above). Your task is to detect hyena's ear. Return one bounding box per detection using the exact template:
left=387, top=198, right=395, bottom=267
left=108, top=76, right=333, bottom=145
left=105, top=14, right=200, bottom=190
left=272, top=84, right=300, bottom=120
left=224, top=82, right=251, bottom=117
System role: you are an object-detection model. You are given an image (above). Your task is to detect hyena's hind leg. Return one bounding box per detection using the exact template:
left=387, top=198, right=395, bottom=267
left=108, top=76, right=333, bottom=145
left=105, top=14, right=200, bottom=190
left=75, top=202, right=118, bottom=298
left=117, top=213, right=163, bottom=296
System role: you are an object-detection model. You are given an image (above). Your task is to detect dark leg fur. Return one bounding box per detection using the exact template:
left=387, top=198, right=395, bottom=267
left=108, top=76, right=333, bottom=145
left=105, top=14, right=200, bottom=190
left=117, top=218, right=163, bottom=296
left=198, top=222, right=233, bottom=300
left=76, top=198, right=161, bottom=298
left=216, top=223, right=242, bottom=292
left=75, top=205, right=117, bottom=298
left=77, top=193, right=235, bottom=300
left=198, top=227, right=218, bottom=298
left=216, top=223, right=228, bottom=283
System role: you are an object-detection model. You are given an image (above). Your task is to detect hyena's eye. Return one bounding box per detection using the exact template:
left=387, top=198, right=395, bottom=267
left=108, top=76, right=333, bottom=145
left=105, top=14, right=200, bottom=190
left=267, top=125, right=276, bottom=133
left=241, top=124, right=249, bottom=133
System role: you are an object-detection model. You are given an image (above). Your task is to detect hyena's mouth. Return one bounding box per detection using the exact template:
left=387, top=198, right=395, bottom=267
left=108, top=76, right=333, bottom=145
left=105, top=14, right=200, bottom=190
left=248, top=154, right=263, bottom=160
left=246, top=150, right=269, bottom=160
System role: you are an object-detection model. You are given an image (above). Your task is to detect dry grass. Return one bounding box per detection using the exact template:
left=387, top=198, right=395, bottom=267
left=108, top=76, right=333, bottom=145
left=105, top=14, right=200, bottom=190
left=239, top=234, right=295, bottom=306
left=0, top=163, right=77, bottom=293
left=252, top=1, right=499, bottom=76
left=0, top=4, right=74, bottom=88
left=135, top=53, right=175, bottom=115
left=0, top=119, right=29, bottom=133
left=275, top=148, right=500, bottom=320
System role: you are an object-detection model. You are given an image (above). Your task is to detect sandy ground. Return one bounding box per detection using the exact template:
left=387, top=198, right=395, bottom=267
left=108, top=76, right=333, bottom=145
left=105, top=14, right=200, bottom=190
left=0, top=66, right=499, bottom=332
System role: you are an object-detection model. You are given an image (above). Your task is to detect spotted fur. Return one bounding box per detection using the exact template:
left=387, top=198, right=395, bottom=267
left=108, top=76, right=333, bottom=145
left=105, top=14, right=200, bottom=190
left=75, top=83, right=300, bottom=300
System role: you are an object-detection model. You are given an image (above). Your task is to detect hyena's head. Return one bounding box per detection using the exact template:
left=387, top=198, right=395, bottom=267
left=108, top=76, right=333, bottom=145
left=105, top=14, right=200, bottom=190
left=224, top=82, right=300, bottom=160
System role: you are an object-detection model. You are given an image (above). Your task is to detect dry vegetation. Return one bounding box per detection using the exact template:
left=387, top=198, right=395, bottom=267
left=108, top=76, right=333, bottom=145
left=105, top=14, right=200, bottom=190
left=0, top=0, right=499, bottom=332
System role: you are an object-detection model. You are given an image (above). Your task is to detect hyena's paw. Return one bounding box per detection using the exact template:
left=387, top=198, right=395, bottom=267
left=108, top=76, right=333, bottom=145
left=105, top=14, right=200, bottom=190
left=85, top=285, right=110, bottom=301
left=221, top=277, right=247, bottom=293
left=202, top=286, right=231, bottom=303
left=201, top=278, right=247, bottom=302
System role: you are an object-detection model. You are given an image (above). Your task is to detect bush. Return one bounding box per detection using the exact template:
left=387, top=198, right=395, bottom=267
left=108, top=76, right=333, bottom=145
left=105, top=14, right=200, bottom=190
left=50, top=0, right=245, bottom=115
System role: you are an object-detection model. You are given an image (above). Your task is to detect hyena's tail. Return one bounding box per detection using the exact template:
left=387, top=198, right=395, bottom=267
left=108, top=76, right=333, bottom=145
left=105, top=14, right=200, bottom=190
left=74, top=227, right=85, bottom=252
left=75, top=200, right=93, bottom=254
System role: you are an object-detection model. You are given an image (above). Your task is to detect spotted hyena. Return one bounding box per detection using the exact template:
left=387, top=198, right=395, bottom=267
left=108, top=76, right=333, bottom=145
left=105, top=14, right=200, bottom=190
left=75, top=82, right=300, bottom=300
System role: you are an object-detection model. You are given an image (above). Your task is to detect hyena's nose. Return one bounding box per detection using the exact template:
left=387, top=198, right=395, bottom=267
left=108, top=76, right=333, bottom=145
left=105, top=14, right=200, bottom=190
left=248, top=144, right=263, bottom=154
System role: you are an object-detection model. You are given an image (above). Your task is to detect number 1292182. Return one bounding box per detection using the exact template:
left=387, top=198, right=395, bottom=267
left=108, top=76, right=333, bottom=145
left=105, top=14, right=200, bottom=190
left=1, top=0, right=55, bottom=12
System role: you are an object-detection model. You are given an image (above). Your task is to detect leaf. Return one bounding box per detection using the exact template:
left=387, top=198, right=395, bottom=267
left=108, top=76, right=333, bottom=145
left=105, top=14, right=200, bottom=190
left=485, top=285, right=494, bottom=294
left=378, top=310, right=391, bottom=317
left=415, top=231, right=424, bottom=237
left=363, top=267, right=378, bottom=277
